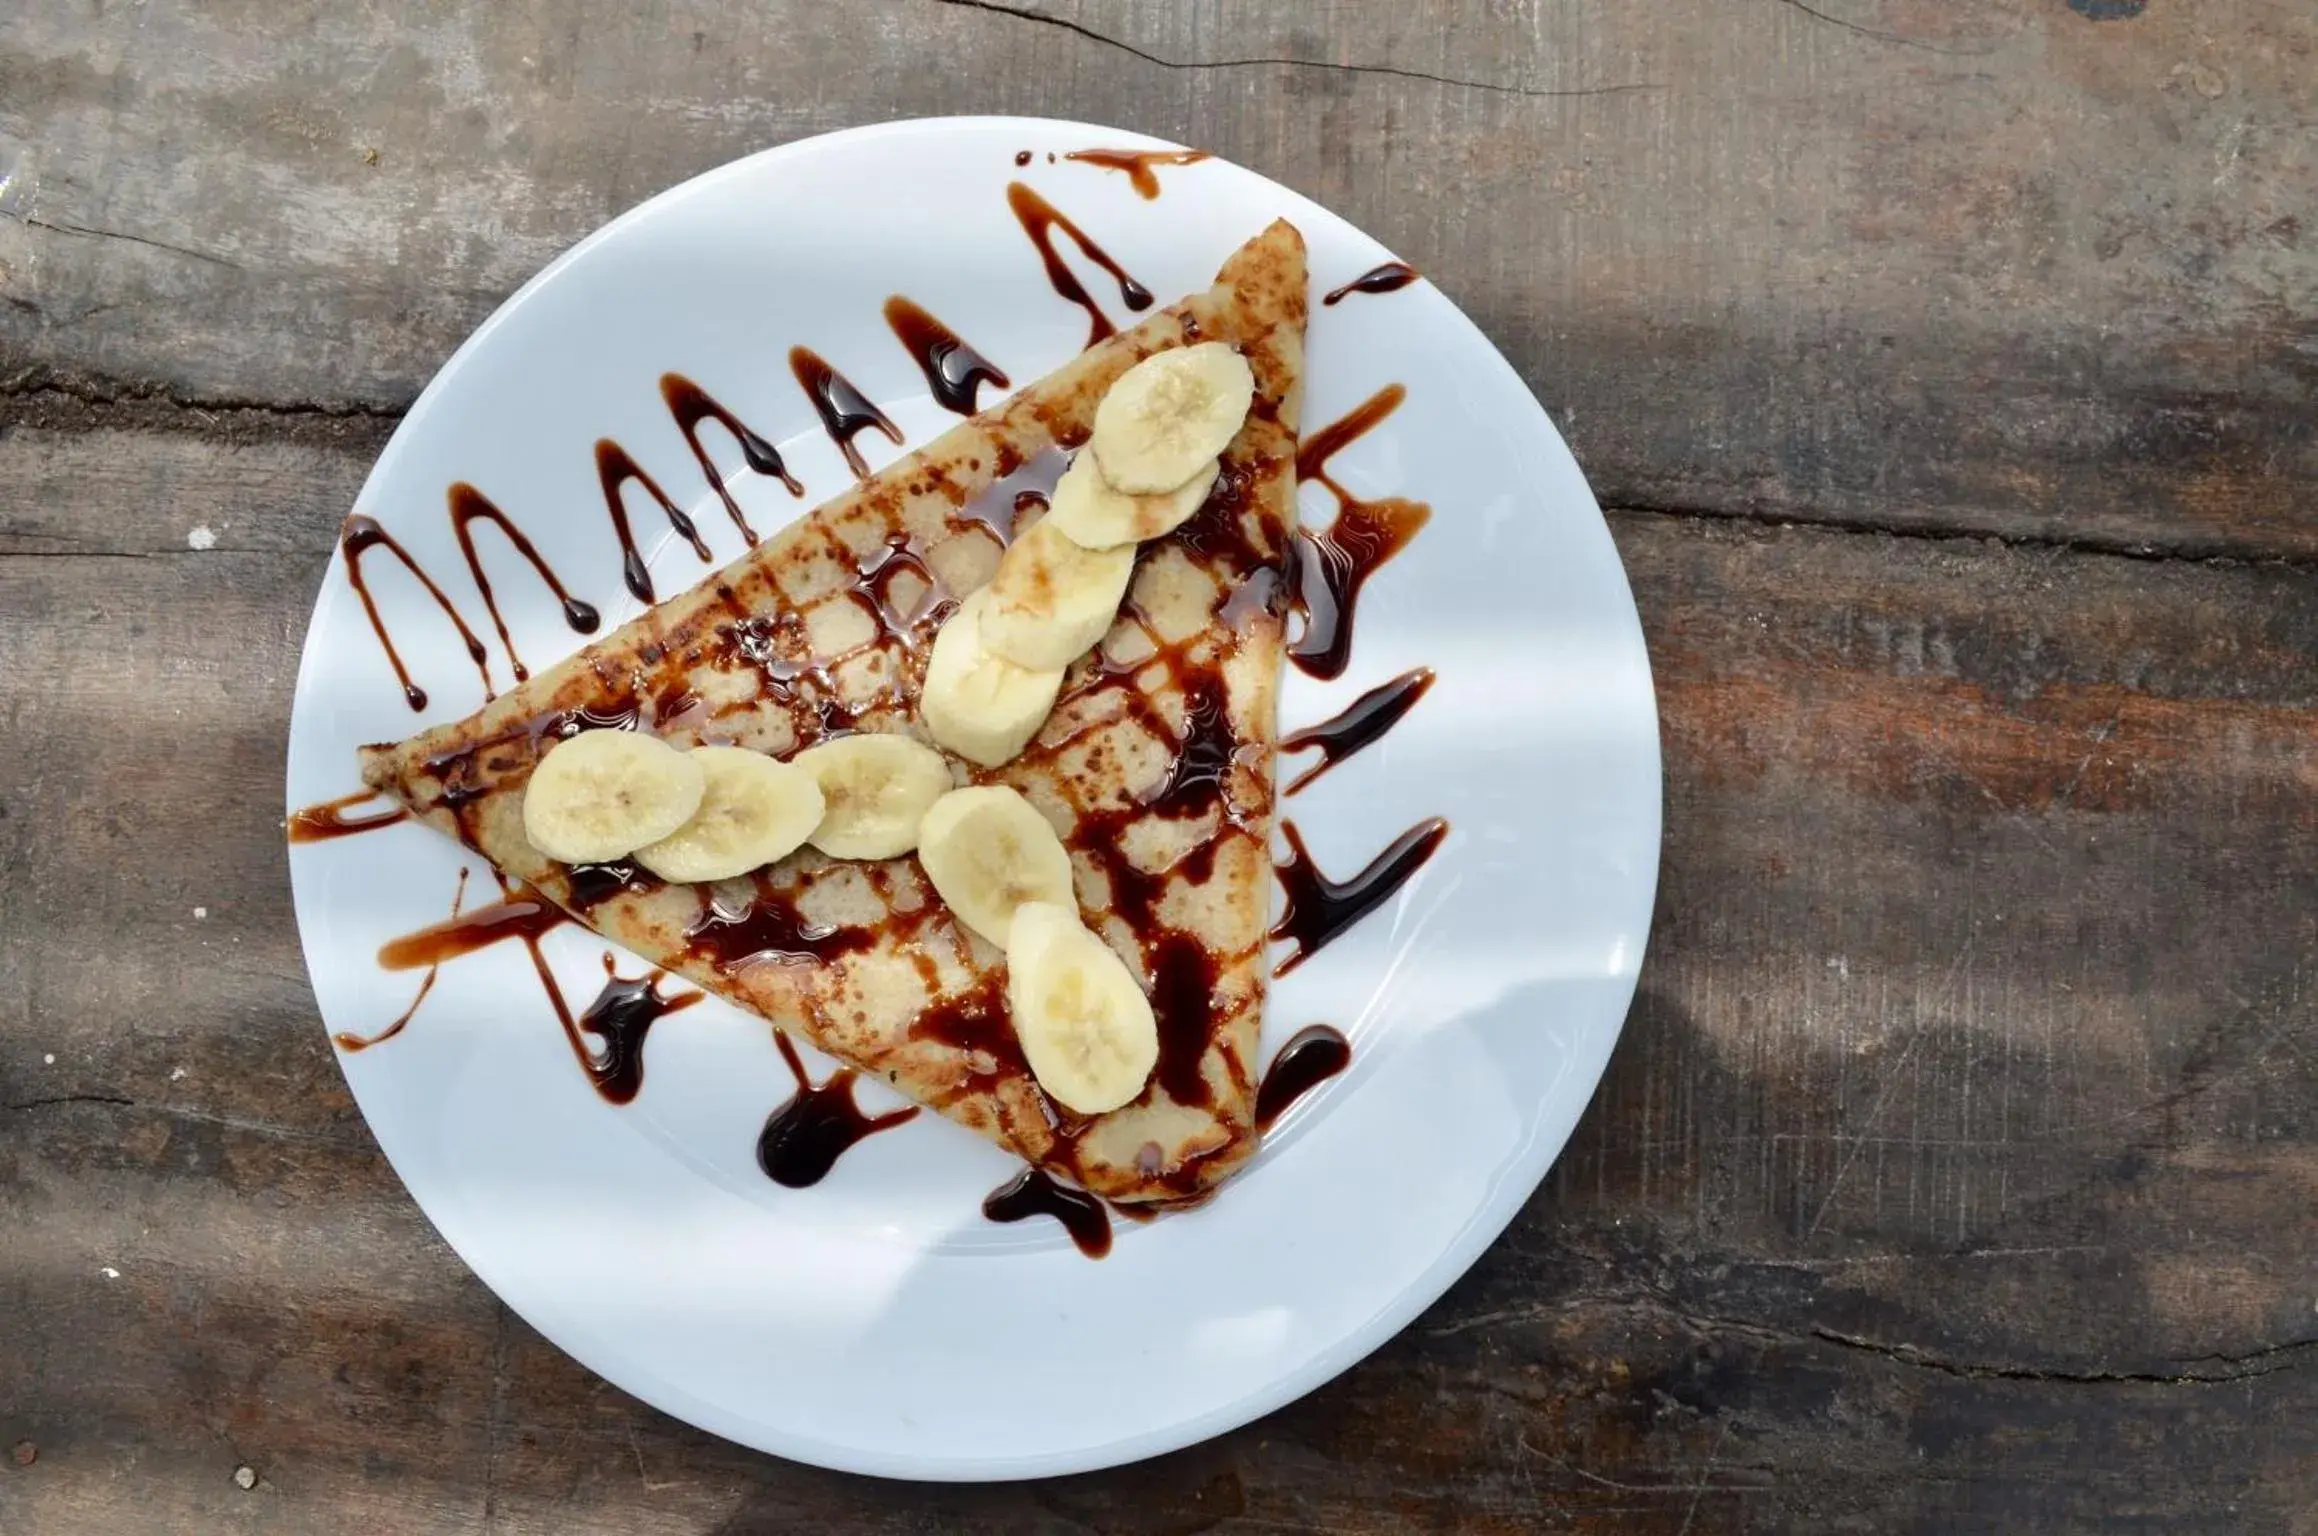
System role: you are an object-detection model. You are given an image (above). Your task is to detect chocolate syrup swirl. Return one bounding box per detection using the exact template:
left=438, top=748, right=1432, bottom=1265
left=883, top=296, right=1011, bottom=415
left=340, top=514, right=494, bottom=711
left=448, top=482, right=600, bottom=683
left=1254, top=1024, right=1352, bottom=1129
left=1271, top=817, right=1450, bottom=975
left=983, top=1167, right=1112, bottom=1259
left=790, top=346, right=903, bottom=480
left=596, top=438, right=713, bottom=604
left=660, top=372, right=804, bottom=545
left=1322, top=262, right=1420, bottom=306
left=758, top=1031, right=919, bottom=1187
left=1063, top=147, right=1212, bottom=200
left=1005, top=181, right=1152, bottom=349
left=287, top=790, right=410, bottom=844
left=1281, top=668, right=1436, bottom=793
left=573, top=958, right=702, bottom=1105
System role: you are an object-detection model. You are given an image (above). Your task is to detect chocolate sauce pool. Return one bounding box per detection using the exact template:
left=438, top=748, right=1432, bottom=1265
left=758, top=1032, right=919, bottom=1187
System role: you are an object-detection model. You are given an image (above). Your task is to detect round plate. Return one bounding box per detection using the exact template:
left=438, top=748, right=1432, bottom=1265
left=285, top=116, right=1659, bottom=1480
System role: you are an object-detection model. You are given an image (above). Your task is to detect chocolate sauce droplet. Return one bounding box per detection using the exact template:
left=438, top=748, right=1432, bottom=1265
left=1254, top=1024, right=1351, bottom=1129
left=340, top=513, right=494, bottom=711
left=983, top=1167, right=1112, bottom=1258
left=1062, top=147, right=1212, bottom=200
left=660, top=372, right=804, bottom=546
left=1280, top=668, right=1436, bottom=794
left=574, top=963, right=701, bottom=1105
left=448, top=481, right=599, bottom=683
left=376, top=889, right=569, bottom=971
left=287, top=790, right=410, bottom=844
left=595, top=439, right=713, bottom=604
left=1322, top=261, right=1420, bottom=306
left=758, top=1033, right=919, bottom=1186
left=1271, top=818, right=1450, bottom=975
left=790, top=346, right=904, bottom=480
left=883, top=296, right=1011, bottom=416
left=1005, top=181, right=1152, bottom=349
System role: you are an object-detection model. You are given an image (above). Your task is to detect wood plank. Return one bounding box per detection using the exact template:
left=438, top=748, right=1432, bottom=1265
left=4, top=0, right=2313, bottom=556
left=2, top=423, right=2312, bottom=1528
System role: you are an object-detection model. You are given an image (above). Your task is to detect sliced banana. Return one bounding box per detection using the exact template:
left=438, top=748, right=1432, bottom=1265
left=523, top=728, right=705, bottom=864
left=916, top=785, right=1075, bottom=948
left=1089, top=342, right=1255, bottom=494
left=794, top=733, right=953, bottom=860
left=1005, top=901, right=1158, bottom=1115
left=631, top=745, right=825, bottom=883
left=978, top=516, right=1137, bottom=671
left=1043, top=449, right=1219, bottom=551
left=920, top=590, right=1066, bottom=769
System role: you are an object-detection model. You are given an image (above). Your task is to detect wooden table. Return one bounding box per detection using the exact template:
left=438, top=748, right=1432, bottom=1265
left=4, top=2, right=2313, bottom=1529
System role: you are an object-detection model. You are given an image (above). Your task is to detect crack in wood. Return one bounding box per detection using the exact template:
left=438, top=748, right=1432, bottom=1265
left=20, top=215, right=245, bottom=270
left=929, top=0, right=1660, bottom=99
left=1439, top=1292, right=2318, bottom=1388
left=1768, top=0, right=1991, bottom=54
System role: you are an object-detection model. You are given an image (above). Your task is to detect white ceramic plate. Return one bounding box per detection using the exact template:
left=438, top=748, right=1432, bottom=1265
left=285, top=116, right=1659, bottom=1480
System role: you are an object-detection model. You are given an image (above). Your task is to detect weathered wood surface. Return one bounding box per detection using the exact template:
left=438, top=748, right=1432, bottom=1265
left=2, top=1, right=2314, bottom=1532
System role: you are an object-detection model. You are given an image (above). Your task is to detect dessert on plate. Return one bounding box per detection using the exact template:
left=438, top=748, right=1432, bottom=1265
left=358, top=221, right=1309, bottom=1204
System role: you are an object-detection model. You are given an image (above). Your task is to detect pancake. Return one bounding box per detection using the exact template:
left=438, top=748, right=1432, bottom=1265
left=358, top=219, right=1306, bottom=1202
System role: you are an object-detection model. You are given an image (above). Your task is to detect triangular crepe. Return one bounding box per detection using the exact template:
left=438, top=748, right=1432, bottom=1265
left=360, top=220, right=1306, bottom=1203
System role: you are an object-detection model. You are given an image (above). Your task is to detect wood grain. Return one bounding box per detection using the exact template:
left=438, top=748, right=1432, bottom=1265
left=3, top=416, right=2312, bottom=1530
left=2, top=0, right=2314, bottom=1529
left=3, top=0, right=2312, bottom=554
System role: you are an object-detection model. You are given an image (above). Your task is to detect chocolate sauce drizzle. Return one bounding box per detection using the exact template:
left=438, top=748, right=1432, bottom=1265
left=883, top=296, right=1011, bottom=415
left=340, top=514, right=494, bottom=711
left=758, top=1031, right=919, bottom=1187
left=790, top=347, right=903, bottom=480
left=1271, top=817, right=1451, bottom=976
left=335, top=870, right=470, bottom=1051
left=1149, top=934, right=1224, bottom=1109
left=1289, top=385, right=1433, bottom=680
left=1063, top=147, right=1212, bottom=200
left=1322, top=261, right=1420, bottom=306
left=448, top=482, right=600, bottom=683
left=287, top=789, right=410, bottom=844
left=1005, top=181, right=1152, bottom=348
left=683, top=881, right=875, bottom=974
left=596, top=438, right=713, bottom=604
left=1254, top=1024, right=1352, bottom=1129
left=573, top=956, right=702, bottom=1105
left=376, top=887, right=570, bottom=971
left=660, top=372, right=804, bottom=546
left=983, top=1167, right=1112, bottom=1259
left=1139, top=674, right=1238, bottom=817
left=1281, top=667, right=1436, bottom=794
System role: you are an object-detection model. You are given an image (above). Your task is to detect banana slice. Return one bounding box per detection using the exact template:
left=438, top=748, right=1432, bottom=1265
left=1005, top=901, right=1158, bottom=1115
left=633, top=746, right=825, bottom=883
left=1043, top=449, right=1219, bottom=550
left=794, top=733, right=954, bottom=860
left=978, top=516, right=1137, bottom=671
left=523, top=728, right=705, bottom=864
left=920, top=590, right=1066, bottom=768
left=916, top=785, right=1076, bottom=948
left=1089, top=342, right=1255, bottom=494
